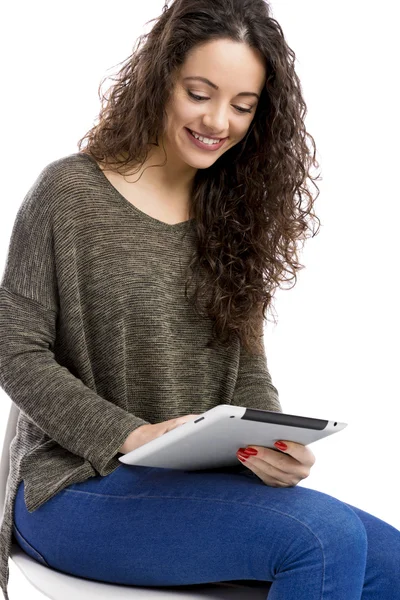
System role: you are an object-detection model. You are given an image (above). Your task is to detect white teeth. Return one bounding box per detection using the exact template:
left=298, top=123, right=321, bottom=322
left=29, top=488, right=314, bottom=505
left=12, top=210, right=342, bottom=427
left=189, top=130, right=221, bottom=145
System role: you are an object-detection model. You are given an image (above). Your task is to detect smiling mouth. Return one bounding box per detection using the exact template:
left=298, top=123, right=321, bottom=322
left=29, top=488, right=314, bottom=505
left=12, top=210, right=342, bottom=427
left=186, top=128, right=228, bottom=142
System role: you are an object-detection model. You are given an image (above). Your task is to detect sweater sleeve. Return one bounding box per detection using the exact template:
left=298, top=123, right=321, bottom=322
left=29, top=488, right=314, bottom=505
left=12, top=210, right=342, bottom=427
left=0, top=166, right=148, bottom=475
left=231, top=331, right=282, bottom=413
left=230, top=332, right=282, bottom=484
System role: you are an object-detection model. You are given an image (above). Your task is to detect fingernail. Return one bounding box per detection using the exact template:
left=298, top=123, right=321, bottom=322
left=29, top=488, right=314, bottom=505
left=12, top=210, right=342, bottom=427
left=274, top=441, right=288, bottom=451
left=238, top=447, right=257, bottom=456
left=244, top=447, right=258, bottom=455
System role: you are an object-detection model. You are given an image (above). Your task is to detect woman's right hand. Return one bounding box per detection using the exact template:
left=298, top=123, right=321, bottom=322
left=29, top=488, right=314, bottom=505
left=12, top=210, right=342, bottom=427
left=119, top=414, right=202, bottom=454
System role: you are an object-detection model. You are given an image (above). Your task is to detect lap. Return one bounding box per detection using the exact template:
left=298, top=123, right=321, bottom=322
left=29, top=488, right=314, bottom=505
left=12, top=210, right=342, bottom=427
left=16, top=463, right=393, bottom=535
left=13, top=464, right=400, bottom=591
left=15, top=463, right=384, bottom=552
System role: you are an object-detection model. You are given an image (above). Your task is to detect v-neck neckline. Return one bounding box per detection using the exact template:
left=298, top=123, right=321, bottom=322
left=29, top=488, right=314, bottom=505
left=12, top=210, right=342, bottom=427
left=78, top=152, right=196, bottom=232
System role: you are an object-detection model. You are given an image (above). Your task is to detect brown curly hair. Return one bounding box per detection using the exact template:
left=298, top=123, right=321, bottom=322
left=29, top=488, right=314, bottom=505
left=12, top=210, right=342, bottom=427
left=77, top=0, right=322, bottom=356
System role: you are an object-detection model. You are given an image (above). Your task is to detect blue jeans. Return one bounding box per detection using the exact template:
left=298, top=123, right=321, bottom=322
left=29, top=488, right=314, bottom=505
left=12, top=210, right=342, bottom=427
left=13, top=462, right=400, bottom=599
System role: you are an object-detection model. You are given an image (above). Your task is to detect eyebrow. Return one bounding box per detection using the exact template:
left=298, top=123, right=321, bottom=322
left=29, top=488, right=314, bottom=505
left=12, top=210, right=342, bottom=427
left=183, top=76, right=260, bottom=100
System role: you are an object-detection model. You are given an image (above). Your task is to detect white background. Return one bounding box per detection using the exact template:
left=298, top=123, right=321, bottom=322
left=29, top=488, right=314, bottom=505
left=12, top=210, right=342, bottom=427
left=1, top=1, right=399, bottom=596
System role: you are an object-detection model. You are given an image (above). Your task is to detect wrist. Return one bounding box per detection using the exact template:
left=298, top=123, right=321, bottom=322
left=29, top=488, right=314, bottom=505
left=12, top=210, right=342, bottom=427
left=119, top=425, right=147, bottom=454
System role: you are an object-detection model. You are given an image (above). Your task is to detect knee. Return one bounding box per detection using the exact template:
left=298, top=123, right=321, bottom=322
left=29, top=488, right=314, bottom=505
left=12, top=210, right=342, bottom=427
left=316, top=499, right=368, bottom=558
left=272, top=499, right=368, bottom=579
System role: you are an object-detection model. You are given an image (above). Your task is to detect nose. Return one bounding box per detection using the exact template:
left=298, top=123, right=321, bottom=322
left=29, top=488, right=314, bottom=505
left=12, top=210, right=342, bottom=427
left=202, top=108, right=229, bottom=137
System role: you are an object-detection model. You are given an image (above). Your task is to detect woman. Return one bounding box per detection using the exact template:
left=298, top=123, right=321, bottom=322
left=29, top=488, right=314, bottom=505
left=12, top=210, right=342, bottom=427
left=1, top=1, right=399, bottom=599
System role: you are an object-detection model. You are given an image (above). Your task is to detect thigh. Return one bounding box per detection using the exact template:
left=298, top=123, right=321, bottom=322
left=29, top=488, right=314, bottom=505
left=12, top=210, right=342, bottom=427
left=13, top=464, right=153, bottom=567
left=12, top=507, right=51, bottom=567
left=13, top=464, right=368, bottom=593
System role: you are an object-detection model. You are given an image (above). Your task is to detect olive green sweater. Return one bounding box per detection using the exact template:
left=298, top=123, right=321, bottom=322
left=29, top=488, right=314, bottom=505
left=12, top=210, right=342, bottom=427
left=0, top=152, right=281, bottom=599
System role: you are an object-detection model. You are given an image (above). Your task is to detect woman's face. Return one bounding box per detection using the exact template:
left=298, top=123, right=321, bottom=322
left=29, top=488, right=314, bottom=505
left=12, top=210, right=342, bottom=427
left=162, top=38, right=267, bottom=170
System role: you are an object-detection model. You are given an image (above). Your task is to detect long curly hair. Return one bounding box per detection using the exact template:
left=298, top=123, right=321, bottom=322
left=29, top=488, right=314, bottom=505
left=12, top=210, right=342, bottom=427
left=77, top=0, right=321, bottom=356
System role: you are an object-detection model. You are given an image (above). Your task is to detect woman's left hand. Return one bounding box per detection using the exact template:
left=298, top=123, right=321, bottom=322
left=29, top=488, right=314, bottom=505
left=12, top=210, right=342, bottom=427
left=237, top=441, right=316, bottom=487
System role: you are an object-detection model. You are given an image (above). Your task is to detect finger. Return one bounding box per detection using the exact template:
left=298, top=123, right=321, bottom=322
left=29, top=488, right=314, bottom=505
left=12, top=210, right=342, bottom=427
left=246, top=453, right=298, bottom=483
left=247, top=446, right=298, bottom=472
left=241, top=456, right=293, bottom=487
left=270, top=441, right=316, bottom=467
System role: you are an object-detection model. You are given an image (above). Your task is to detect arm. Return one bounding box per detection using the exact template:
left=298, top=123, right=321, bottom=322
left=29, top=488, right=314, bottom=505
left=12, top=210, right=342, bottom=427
left=231, top=332, right=282, bottom=413
left=230, top=322, right=282, bottom=479
left=0, top=165, right=148, bottom=475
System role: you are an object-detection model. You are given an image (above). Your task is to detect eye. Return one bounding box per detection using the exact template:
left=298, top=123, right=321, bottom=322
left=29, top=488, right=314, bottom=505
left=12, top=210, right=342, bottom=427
left=187, top=91, right=254, bottom=114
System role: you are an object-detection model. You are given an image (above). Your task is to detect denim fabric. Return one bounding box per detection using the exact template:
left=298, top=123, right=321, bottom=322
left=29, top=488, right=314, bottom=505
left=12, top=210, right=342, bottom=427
left=12, top=522, right=50, bottom=568
left=13, top=463, right=400, bottom=599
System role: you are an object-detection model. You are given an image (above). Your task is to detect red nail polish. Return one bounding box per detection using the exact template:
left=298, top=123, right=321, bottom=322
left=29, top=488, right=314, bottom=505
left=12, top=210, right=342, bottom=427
left=237, top=451, right=250, bottom=461
left=244, top=447, right=258, bottom=456
left=274, top=441, right=288, bottom=451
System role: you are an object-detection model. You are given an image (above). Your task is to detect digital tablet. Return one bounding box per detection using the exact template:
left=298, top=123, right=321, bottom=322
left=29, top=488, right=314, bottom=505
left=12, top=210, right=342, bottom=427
left=118, top=404, right=347, bottom=470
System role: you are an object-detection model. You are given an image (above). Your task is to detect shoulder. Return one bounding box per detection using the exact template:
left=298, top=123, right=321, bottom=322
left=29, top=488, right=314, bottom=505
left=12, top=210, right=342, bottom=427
left=40, top=152, right=97, bottom=190
left=45, top=151, right=96, bottom=175
left=19, top=152, right=97, bottom=219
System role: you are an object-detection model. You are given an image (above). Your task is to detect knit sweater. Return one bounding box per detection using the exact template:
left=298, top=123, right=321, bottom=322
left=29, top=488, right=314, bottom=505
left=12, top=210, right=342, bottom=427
left=0, top=152, right=282, bottom=599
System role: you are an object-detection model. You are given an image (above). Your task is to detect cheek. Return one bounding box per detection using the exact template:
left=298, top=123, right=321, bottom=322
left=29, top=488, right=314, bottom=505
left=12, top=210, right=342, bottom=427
left=169, top=97, right=198, bottom=126
left=181, top=106, right=202, bottom=126
left=237, top=124, right=252, bottom=140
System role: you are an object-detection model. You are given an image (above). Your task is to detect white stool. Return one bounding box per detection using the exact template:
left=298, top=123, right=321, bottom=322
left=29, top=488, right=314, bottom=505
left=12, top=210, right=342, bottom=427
left=1, top=401, right=272, bottom=599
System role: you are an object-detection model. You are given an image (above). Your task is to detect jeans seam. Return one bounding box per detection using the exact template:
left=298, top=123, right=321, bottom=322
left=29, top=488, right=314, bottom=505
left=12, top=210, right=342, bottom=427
left=63, top=488, right=325, bottom=551
left=63, top=489, right=326, bottom=596
left=13, top=522, right=50, bottom=567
